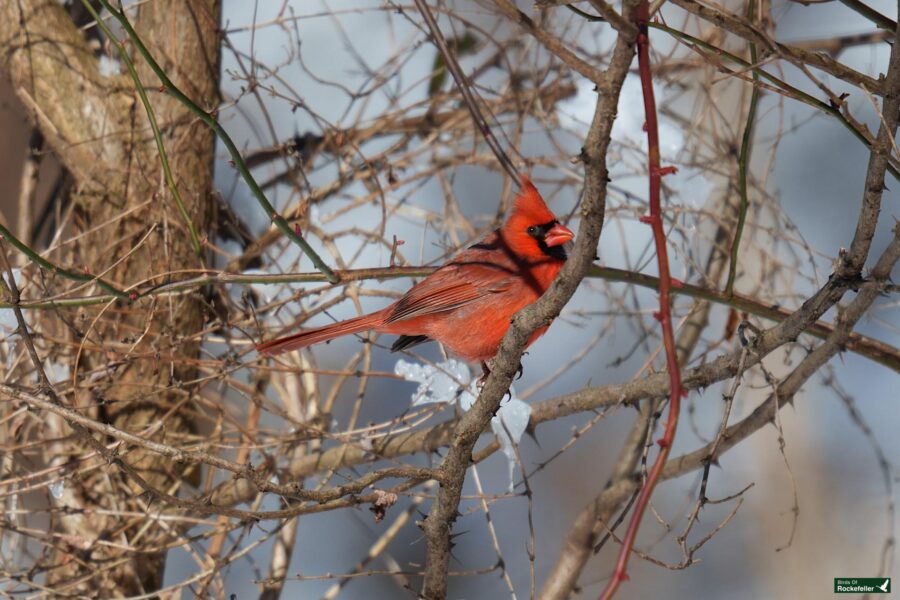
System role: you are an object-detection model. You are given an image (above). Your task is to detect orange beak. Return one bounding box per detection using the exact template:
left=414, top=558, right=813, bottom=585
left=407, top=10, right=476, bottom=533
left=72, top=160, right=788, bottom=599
left=544, top=222, right=574, bottom=247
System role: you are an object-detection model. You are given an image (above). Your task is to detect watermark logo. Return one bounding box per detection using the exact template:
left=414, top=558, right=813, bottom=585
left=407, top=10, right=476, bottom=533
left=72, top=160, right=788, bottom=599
left=834, top=578, right=891, bottom=594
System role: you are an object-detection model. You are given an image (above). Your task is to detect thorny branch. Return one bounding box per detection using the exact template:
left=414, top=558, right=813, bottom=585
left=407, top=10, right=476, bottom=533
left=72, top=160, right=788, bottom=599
left=600, top=4, right=684, bottom=596
left=0, top=263, right=896, bottom=370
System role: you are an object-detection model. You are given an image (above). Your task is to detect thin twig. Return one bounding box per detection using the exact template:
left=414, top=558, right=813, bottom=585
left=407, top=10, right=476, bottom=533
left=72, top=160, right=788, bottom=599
left=93, top=0, right=337, bottom=282
left=0, top=221, right=127, bottom=299
left=725, top=0, right=760, bottom=296
left=650, top=22, right=900, bottom=181
left=838, top=0, right=896, bottom=31
left=412, top=0, right=520, bottom=182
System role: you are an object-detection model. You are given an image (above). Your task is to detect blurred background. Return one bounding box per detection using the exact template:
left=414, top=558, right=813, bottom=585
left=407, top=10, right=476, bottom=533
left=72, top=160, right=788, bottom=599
left=1, top=0, right=898, bottom=598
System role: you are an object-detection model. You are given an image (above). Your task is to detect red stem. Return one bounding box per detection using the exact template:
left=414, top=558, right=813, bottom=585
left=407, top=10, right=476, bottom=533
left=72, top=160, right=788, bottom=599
left=599, top=4, right=684, bottom=598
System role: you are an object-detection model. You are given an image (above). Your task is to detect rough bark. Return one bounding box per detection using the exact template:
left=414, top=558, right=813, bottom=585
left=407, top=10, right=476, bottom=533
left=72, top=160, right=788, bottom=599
left=1, top=0, right=220, bottom=594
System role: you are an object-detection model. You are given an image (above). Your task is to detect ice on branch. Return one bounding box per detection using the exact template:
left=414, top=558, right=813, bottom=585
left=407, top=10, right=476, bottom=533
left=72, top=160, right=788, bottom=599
left=394, top=358, right=531, bottom=491
left=395, top=358, right=476, bottom=408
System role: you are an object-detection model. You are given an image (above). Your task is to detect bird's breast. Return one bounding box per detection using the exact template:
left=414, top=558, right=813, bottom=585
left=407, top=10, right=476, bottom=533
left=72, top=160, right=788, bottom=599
left=418, top=283, right=549, bottom=362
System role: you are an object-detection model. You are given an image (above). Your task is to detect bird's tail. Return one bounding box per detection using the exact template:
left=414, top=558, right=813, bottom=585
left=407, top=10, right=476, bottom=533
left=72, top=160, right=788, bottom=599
left=256, top=311, right=387, bottom=356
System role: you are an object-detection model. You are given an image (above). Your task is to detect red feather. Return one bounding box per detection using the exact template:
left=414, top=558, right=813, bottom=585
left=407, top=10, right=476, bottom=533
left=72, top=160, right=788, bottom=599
left=256, top=175, right=573, bottom=362
left=255, top=311, right=389, bottom=355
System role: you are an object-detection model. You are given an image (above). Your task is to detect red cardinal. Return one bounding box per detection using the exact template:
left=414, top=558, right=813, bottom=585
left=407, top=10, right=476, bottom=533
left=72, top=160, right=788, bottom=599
left=256, top=176, right=573, bottom=367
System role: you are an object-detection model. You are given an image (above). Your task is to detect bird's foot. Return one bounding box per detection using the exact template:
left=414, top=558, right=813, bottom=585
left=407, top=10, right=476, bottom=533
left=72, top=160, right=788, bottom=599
left=515, top=351, right=529, bottom=380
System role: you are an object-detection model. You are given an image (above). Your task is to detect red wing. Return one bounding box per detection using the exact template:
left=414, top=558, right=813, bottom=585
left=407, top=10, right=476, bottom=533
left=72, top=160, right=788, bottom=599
left=386, top=238, right=517, bottom=324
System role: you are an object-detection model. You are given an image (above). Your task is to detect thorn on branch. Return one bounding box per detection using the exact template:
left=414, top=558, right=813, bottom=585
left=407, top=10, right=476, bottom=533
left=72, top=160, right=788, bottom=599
left=653, top=165, right=678, bottom=177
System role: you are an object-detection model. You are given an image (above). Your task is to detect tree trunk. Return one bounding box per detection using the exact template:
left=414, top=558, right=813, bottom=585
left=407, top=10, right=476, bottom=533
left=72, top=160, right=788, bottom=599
left=1, top=0, right=220, bottom=594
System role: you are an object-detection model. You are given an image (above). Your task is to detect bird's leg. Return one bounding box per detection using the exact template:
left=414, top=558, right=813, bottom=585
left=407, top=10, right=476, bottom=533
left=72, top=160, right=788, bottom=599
left=477, top=359, right=521, bottom=396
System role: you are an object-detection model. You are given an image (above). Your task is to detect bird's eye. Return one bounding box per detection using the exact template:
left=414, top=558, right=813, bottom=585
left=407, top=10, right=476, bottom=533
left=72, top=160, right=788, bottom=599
left=526, top=225, right=538, bottom=236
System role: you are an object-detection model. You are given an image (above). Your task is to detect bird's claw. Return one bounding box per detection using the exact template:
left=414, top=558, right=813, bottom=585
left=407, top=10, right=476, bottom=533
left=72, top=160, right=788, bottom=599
left=477, top=359, right=521, bottom=392
left=476, top=375, right=488, bottom=392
